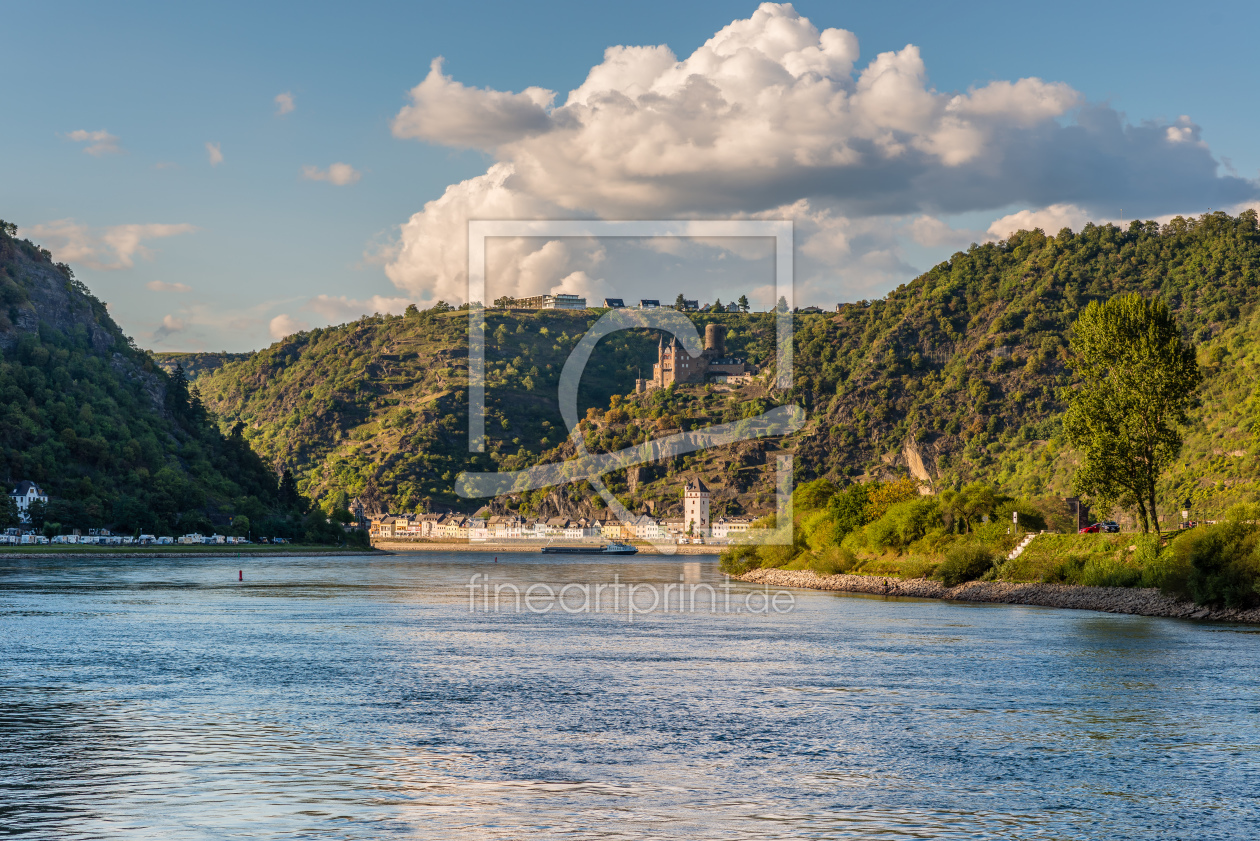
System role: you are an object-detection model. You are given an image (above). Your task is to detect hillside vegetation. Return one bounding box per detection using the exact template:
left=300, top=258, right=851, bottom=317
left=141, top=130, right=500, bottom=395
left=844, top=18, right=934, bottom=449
left=193, top=212, right=1260, bottom=529
left=0, top=222, right=320, bottom=539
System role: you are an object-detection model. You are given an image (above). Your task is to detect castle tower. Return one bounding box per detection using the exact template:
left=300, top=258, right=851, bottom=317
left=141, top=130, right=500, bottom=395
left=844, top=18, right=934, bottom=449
left=704, top=323, right=726, bottom=356
left=683, top=477, right=710, bottom=536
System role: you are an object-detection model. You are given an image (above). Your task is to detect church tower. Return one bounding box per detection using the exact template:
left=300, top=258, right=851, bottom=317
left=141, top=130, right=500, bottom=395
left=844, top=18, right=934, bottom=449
left=683, top=477, right=710, bottom=536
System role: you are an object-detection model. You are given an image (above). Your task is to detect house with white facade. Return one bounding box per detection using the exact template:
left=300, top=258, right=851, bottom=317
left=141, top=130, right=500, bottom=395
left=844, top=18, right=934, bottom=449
left=8, top=481, right=48, bottom=524
left=711, top=517, right=753, bottom=540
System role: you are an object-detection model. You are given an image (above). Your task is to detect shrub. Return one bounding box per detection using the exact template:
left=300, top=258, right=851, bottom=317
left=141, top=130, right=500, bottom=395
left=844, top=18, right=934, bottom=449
left=1078, top=555, right=1143, bottom=588
left=719, top=544, right=762, bottom=576
left=937, top=543, right=995, bottom=586
left=1140, top=542, right=1191, bottom=598
left=863, top=497, right=942, bottom=552
left=794, top=478, right=838, bottom=511
left=1176, top=521, right=1260, bottom=608
left=809, top=546, right=858, bottom=576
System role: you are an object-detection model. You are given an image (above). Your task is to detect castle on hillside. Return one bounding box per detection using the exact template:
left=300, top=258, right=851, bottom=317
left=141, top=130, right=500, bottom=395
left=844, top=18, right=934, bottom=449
left=637, top=324, right=751, bottom=391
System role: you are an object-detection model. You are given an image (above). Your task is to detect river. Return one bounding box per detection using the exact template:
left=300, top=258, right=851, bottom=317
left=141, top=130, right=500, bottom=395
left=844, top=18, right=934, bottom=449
left=2, top=553, right=1257, bottom=839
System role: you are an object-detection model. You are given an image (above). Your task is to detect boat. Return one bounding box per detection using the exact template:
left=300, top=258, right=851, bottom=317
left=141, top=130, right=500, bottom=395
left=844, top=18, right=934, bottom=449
left=542, top=541, right=638, bottom=555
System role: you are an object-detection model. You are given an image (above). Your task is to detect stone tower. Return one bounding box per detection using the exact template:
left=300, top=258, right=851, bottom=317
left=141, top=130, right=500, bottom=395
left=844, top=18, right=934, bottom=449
left=683, top=477, right=710, bottom=536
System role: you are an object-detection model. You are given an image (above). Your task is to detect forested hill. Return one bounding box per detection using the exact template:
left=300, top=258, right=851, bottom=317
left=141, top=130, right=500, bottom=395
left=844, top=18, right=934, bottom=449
left=0, top=221, right=282, bottom=534
left=196, top=211, right=1260, bottom=524
left=790, top=211, right=1260, bottom=512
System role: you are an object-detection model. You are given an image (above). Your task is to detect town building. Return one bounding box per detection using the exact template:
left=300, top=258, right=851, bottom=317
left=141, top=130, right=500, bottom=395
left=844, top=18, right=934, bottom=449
left=7, top=481, right=47, bottom=524
left=683, top=477, right=711, bottom=537
left=711, top=517, right=752, bottom=539
left=603, top=298, right=625, bottom=308
left=513, top=293, right=587, bottom=310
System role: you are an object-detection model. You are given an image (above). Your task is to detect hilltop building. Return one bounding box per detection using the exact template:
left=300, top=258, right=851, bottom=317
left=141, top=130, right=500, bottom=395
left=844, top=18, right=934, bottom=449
left=683, top=477, right=710, bottom=536
left=639, top=323, right=751, bottom=390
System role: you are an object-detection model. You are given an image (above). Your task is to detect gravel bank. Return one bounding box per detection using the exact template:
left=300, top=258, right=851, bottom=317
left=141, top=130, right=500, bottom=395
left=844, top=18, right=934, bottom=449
left=738, top=567, right=1260, bottom=623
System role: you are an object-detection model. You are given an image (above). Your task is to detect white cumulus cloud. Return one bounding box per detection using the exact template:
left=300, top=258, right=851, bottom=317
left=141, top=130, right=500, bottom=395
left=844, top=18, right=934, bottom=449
left=153, top=314, right=186, bottom=340
left=987, top=204, right=1100, bottom=239
left=66, top=129, right=122, bottom=156
left=392, top=57, right=556, bottom=148
left=302, top=162, right=362, bottom=185
left=269, top=313, right=309, bottom=340
left=274, top=91, right=295, bottom=115
left=26, top=219, right=196, bottom=270
left=383, top=1, right=1259, bottom=306
left=206, top=141, right=223, bottom=166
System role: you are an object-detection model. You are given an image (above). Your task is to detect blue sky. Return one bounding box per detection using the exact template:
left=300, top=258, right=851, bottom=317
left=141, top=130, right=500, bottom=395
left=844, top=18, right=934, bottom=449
left=3, top=1, right=1258, bottom=351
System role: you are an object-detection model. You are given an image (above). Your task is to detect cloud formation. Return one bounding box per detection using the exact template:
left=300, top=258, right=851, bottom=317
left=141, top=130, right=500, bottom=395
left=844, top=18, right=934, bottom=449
left=153, top=314, right=186, bottom=340
left=383, top=2, right=1259, bottom=305
left=26, top=219, right=196, bottom=270
left=275, top=91, right=295, bottom=115
left=206, top=141, right=223, bottom=166
left=146, top=280, right=192, bottom=292
left=269, top=313, right=309, bottom=340
left=302, top=162, right=362, bottom=185
left=66, top=129, right=122, bottom=156
left=303, top=294, right=414, bottom=323
left=392, top=57, right=555, bottom=147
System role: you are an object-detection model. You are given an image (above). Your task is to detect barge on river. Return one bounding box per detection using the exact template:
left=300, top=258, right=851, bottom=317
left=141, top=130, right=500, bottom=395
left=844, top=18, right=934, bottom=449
left=541, top=542, right=638, bottom=556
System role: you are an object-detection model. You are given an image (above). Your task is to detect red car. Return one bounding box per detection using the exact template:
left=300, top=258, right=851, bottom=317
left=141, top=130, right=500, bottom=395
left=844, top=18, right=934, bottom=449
left=1078, top=524, right=1100, bottom=534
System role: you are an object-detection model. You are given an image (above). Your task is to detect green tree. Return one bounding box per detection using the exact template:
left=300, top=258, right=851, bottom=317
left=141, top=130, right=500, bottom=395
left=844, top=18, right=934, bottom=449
left=404, top=303, right=420, bottom=318
left=674, top=294, right=687, bottom=311
left=279, top=469, right=303, bottom=511
left=1062, top=294, right=1201, bottom=533
left=0, top=494, right=18, bottom=529
left=737, top=294, right=750, bottom=313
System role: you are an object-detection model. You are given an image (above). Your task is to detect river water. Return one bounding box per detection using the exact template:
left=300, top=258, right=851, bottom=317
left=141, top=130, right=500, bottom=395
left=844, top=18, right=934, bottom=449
left=2, top=553, right=1257, bottom=839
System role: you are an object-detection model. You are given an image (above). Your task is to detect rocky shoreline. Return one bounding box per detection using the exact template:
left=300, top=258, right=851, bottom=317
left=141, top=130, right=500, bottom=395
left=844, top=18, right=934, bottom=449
left=738, top=567, right=1260, bottom=623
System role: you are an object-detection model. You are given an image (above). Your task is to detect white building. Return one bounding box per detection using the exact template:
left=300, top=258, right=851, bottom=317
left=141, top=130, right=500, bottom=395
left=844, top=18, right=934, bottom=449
left=683, top=477, right=711, bottom=537
left=711, top=517, right=753, bottom=540
left=632, top=515, right=664, bottom=540
left=8, top=481, right=48, bottom=524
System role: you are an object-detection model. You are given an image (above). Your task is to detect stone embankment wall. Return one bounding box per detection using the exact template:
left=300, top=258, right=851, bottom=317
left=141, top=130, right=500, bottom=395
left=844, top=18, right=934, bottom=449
left=739, top=567, right=1260, bottom=623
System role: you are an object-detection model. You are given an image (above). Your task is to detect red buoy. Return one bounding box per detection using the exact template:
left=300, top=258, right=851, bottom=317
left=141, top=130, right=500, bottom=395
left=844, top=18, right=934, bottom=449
left=239, top=570, right=243, bottom=581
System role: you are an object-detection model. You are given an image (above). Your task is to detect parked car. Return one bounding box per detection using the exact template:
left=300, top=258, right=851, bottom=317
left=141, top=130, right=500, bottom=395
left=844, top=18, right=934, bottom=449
left=1079, top=524, right=1100, bottom=534
left=1099, top=521, right=1120, bottom=533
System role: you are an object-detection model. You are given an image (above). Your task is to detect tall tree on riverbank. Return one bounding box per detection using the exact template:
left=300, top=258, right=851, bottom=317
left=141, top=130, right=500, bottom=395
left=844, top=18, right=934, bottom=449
left=1062, top=294, right=1201, bottom=533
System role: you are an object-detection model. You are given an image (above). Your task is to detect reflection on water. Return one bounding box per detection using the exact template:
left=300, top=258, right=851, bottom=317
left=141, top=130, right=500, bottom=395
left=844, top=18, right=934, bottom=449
left=1, top=553, right=1257, bottom=839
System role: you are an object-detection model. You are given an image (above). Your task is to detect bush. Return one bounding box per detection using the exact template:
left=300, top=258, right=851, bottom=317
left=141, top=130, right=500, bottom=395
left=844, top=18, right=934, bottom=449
left=719, top=544, right=761, bottom=576
left=862, top=497, right=942, bottom=552
left=1140, top=542, right=1191, bottom=598
left=1175, top=521, right=1260, bottom=608
left=1078, top=555, right=1143, bottom=588
left=937, top=543, right=995, bottom=586
left=808, top=546, right=858, bottom=576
